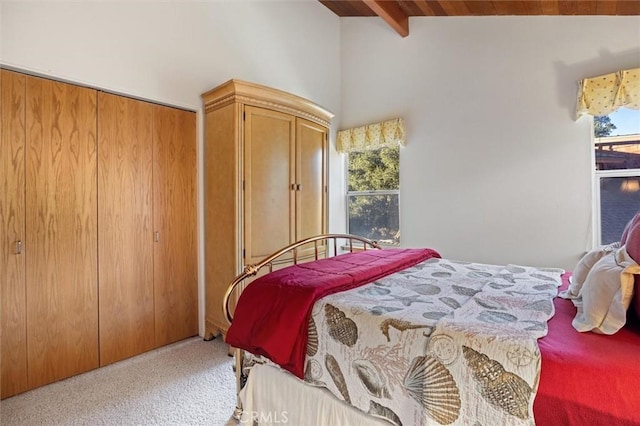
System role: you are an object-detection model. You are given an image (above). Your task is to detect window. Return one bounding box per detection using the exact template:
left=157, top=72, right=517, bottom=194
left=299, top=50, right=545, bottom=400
left=346, top=145, right=400, bottom=245
left=594, top=108, right=640, bottom=245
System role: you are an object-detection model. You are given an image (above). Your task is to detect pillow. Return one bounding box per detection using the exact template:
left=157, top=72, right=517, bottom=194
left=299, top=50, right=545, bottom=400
left=622, top=213, right=640, bottom=318
left=625, top=215, right=640, bottom=263
left=621, top=212, right=640, bottom=245
left=632, top=277, right=640, bottom=321
left=559, top=242, right=619, bottom=300
left=571, top=246, right=640, bottom=334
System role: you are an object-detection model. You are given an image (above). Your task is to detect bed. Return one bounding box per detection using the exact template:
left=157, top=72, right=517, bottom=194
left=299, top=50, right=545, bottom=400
left=222, top=234, right=640, bottom=426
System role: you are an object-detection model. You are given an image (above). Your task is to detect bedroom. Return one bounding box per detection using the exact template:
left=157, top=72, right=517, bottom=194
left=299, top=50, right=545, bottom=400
left=1, top=0, right=639, bottom=425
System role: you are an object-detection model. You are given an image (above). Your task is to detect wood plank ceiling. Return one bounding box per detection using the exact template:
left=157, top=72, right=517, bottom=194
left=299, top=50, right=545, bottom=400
left=319, top=1, right=640, bottom=37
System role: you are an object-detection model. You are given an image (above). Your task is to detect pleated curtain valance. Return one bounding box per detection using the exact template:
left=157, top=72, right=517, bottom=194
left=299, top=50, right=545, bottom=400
left=337, top=118, right=406, bottom=153
left=576, top=68, right=640, bottom=119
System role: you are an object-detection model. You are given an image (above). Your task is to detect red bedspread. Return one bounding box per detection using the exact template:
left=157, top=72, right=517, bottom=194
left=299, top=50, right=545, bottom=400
left=534, top=273, right=640, bottom=426
left=225, top=248, right=440, bottom=378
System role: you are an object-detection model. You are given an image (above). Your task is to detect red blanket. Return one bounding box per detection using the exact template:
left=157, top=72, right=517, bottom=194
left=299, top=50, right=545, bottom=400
left=225, top=248, right=440, bottom=378
left=534, top=273, right=640, bottom=425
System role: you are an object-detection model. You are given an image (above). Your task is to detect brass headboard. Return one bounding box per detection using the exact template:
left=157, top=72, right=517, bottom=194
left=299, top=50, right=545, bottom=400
left=221, top=233, right=380, bottom=420
left=222, top=233, right=381, bottom=325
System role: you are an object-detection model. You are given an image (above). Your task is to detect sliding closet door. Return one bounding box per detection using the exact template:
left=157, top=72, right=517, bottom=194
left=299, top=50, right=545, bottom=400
left=98, top=92, right=154, bottom=366
left=1, top=69, right=28, bottom=398
left=25, top=76, right=99, bottom=388
left=152, top=104, right=197, bottom=346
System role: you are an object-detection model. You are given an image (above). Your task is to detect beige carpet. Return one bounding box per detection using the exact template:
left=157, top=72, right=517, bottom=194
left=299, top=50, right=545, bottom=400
left=0, top=337, right=237, bottom=426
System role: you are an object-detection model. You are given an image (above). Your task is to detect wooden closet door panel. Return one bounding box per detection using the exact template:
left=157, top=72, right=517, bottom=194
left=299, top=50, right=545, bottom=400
left=153, top=105, right=197, bottom=346
left=244, top=106, right=295, bottom=264
left=296, top=118, right=327, bottom=241
left=98, top=92, right=154, bottom=365
left=1, top=70, right=28, bottom=398
left=25, top=76, right=99, bottom=388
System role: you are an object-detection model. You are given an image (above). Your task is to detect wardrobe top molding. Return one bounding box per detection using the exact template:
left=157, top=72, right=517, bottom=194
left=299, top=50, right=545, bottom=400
left=201, top=79, right=334, bottom=128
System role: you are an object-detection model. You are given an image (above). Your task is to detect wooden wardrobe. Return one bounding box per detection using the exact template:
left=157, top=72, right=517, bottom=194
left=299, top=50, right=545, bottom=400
left=0, top=69, right=197, bottom=398
left=201, top=80, right=333, bottom=338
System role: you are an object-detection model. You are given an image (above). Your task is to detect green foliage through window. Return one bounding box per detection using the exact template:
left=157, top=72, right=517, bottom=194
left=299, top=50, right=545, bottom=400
left=594, top=116, right=617, bottom=137
left=347, top=145, right=400, bottom=245
left=348, top=146, right=399, bottom=191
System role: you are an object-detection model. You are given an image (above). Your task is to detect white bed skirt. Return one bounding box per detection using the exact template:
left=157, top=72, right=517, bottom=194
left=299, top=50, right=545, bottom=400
left=238, top=363, right=390, bottom=426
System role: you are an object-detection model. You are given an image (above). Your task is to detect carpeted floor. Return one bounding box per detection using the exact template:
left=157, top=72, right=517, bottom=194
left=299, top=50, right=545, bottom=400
left=0, top=337, right=238, bottom=426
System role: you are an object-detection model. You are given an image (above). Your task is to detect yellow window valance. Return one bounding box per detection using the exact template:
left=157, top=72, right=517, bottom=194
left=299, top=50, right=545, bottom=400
left=576, top=68, right=640, bottom=119
left=337, top=118, right=406, bottom=153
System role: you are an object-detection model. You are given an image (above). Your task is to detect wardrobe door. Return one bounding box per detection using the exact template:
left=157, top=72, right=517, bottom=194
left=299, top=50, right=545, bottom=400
left=153, top=105, right=197, bottom=346
left=296, top=118, right=327, bottom=246
left=244, top=106, right=296, bottom=264
left=25, top=76, right=99, bottom=388
left=98, top=92, right=154, bottom=365
left=1, top=69, right=28, bottom=398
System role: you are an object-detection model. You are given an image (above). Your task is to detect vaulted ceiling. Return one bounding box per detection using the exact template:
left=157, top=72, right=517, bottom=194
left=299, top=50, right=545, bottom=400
left=319, top=1, right=640, bottom=37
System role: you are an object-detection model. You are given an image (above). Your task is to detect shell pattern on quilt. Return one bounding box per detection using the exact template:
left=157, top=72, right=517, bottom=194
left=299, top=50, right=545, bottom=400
left=284, top=258, right=561, bottom=426
left=462, top=346, right=532, bottom=420
left=403, top=354, right=461, bottom=424
left=325, top=304, right=359, bottom=347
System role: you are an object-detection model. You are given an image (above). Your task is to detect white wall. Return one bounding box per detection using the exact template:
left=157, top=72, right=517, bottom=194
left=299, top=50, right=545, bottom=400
left=340, top=16, right=640, bottom=270
left=1, top=1, right=340, bottom=111
left=4, top=2, right=639, bottom=321
left=0, top=0, right=342, bottom=336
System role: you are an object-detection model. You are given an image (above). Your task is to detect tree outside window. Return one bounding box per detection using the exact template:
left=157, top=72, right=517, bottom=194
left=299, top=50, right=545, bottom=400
left=347, top=145, right=400, bottom=245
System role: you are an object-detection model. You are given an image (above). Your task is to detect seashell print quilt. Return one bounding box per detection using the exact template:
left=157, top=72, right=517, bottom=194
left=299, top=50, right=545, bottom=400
left=302, top=258, right=564, bottom=425
left=227, top=248, right=441, bottom=378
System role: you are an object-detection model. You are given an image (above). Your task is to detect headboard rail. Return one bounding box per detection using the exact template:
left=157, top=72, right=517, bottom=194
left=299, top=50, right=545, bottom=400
left=222, top=233, right=380, bottom=324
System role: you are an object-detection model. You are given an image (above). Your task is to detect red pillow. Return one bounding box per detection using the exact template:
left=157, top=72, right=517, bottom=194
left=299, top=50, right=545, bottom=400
left=621, top=212, right=640, bottom=244
left=624, top=214, right=640, bottom=319
left=634, top=279, right=640, bottom=321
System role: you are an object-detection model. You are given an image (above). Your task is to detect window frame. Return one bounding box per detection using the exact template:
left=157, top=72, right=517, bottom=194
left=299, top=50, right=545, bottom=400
left=592, top=130, right=640, bottom=246
left=593, top=168, right=640, bottom=245
left=344, top=148, right=401, bottom=246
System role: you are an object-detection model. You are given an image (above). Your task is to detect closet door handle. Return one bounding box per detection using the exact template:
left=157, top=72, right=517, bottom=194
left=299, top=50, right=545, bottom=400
left=291, top=183, right=296, bottom=191
left=296, top=184, right=301, bottom=191
left=154, top=232, right=160, bottom=242
left=16, top=240, right=22, bottom=255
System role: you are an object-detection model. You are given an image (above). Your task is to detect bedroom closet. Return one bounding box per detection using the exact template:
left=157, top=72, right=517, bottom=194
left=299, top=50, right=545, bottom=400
left=202, top=80, right=333, bottom=338
left=97, top=92, right=197, bottom=366
left=0, top=69, right=197, bottom=398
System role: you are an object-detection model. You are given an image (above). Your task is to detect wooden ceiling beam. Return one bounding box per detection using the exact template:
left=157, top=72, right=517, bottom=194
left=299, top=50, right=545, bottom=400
left=616, top=0, right=640, bottom=15
left=538, top=0, right=559, bottom=15
left=363, top=0, right=410, bottom=37
left=317, top=0, right=640, bottom=18
left=596, top=0, right=617, bottom=14
left=437, top=1, right=471, bottom=16
left=413, top=0, right=439, bottom=16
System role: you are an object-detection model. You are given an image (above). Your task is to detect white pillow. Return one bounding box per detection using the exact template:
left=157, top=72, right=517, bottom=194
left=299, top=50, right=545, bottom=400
left=559, top=241, right=620, bottom=300
left=571, top=246, right=640, bottom=335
